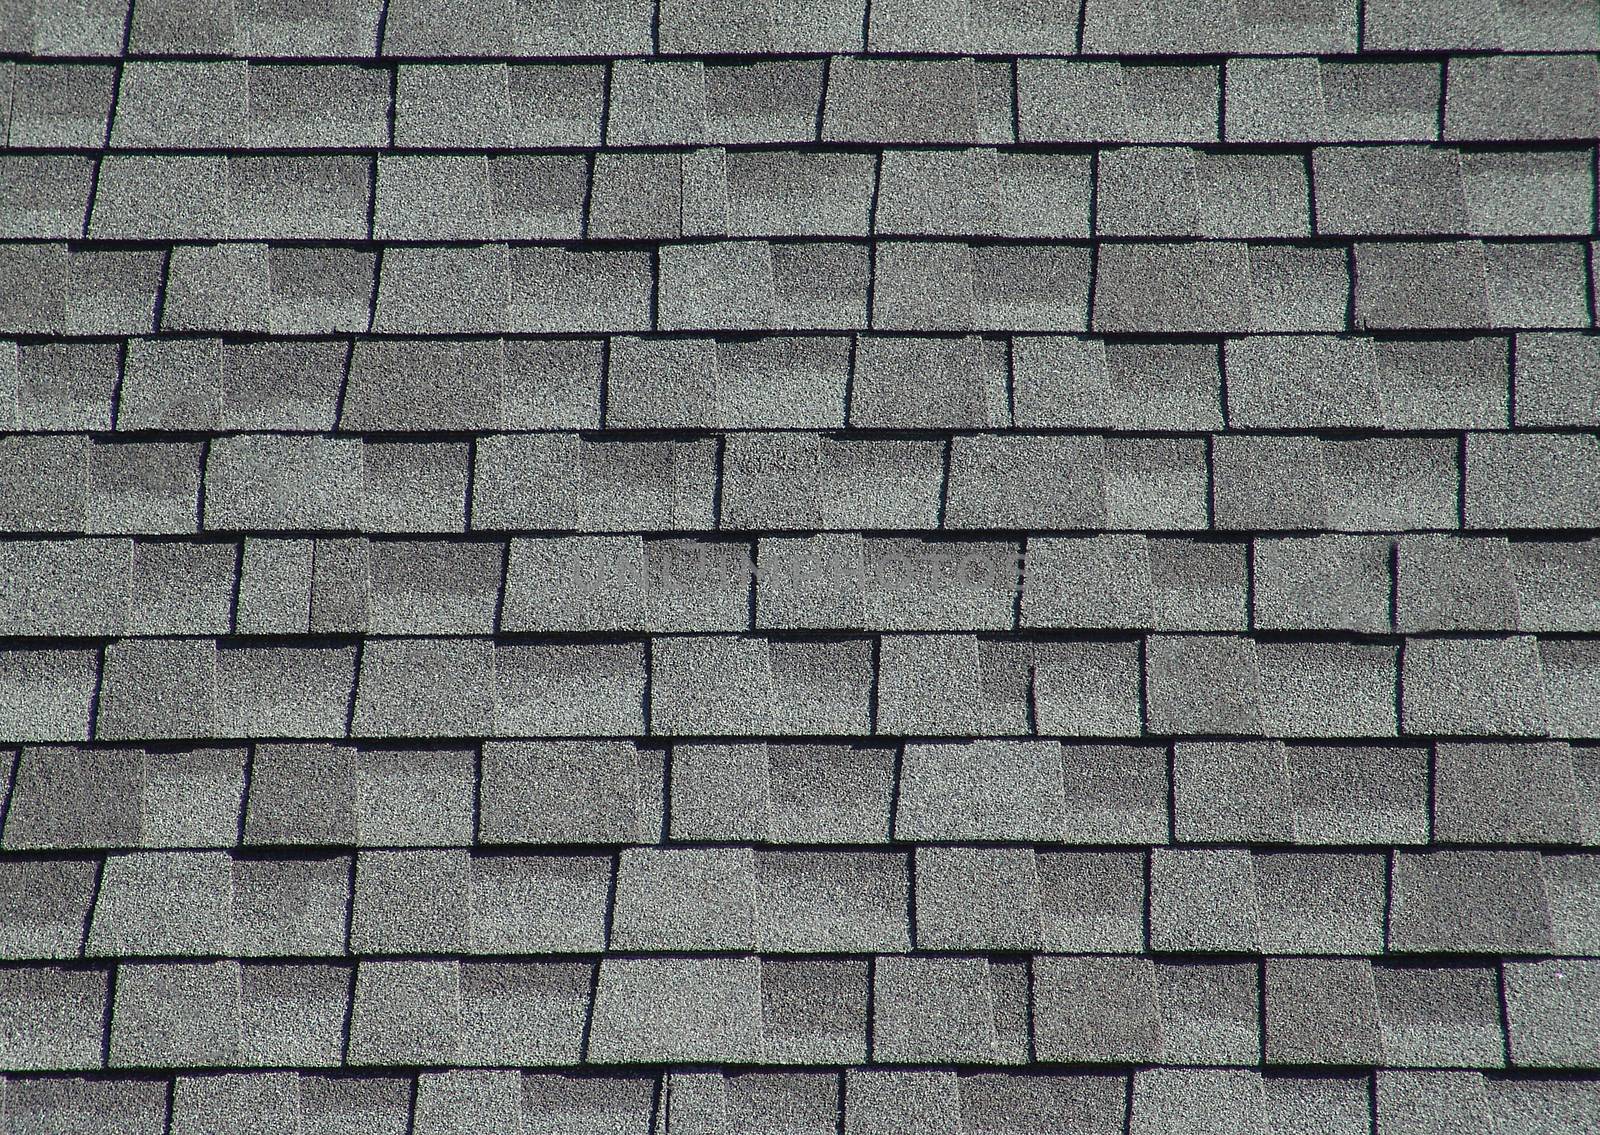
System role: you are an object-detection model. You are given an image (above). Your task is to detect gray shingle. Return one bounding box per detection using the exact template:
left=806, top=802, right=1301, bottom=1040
left=351, top=747, right=474, bottom=847
left=1037, top=851, right=1145, bottom=953
left=1150, top=848, right=1261, bottom=952
left=1355, top=240, right=1492, bottom=330
left=1258, top=640, right=1399, bottom=738
left=301, top=1075, right=413, bottom=1135
left=669, top=742, right=771, bottom=840
left=0, top=245, right=65, bottom=330
left=94, top=637, right=214, bottom=742
left=65, top=249, right=163, bottom=336
left=0, top=648, right=98, bottom=743
left=854, top=537, right=1017, bottom=631
left=13, top=342, right=120, bottom=430
left=117, top=339, right=221, bottom=432
left=0, top=538, right=129, bottom=637
left=1463, top=150, right=1594, bottom=238
left=1287, top=743, right=1428, bottom=845
left=0, top=857, right=97, bottom=959
left=372, top=244, right=508, bottom=335
left=877, top=636, right=1031, bottom=736
left=1518, top=333, right=1600, bottom=427
left=204, top=435, right=361, bottom=532
left=1172, top=740, right=1294, bottom=843
left=1033, top=639, right=1142, bottom=737
left=395, top=64, right=604, bottom=148
left=364, top=541, right=498, bottom=636
left=768, top=743, right=894, bottom=843
left=1374, top=965, right=1506, bottom=1068
left=873, top=956, right=1005, bottom=1065
left=762, top=957, right=869, bottom=1064
left=1542, top=639, right=1600, bottom=739
left=1019, top=60, right=1219, bottom=143
left=460, top=960, right=589, bottom=1065
left=0, top=157, right=94, bottom=242
left=8, top=63, right=116, bottom=147
left=307, top=538, right=366, bottom=634
left=1445, top=55, right=1600, bottom=142
left=501, top=536, right=642, bottom=633
left=1015, top=338, right=1222, bottom=430
left=823, top=58, right=982, bottom=145
left=845, top=1071, right=960, bottom=1135
left=1314, top=145, right=1467, bottom=236
left=234, top=539, right=310, bottom=637
left=496, top=641, right=647, bottom=737
left=1154, top=960, right=1259, bottom=1065
left=519, top=1074, right=656, bottom=1135
left=705, top=59, right=824, bottom=144
left=716, top=336, right=850, bottom=429
left=232, top=856, right=349, bottom=957
left=349, top=960, right=461, bottom=1066
left=610, top=847, right=757, bottom=951
left=1467, top=433, right=1600, bottom=529
left=239, top=963, right=347, bottom=1067
left=605, top=60, right=707, bottom=147
left=1377, top=1071, right=1492, bottom=1135
left=876, top=149, right=1090, bottom=240
left=1256, top=851, right=1386, bottom=954
left=1224, top=336, right=1378, bottom=429
left=230, top=155, right=371, bottom=241
left=343, top=340, right=500, bottom=432
left=110, top=959, right=241, bottom=1067
left=111, top=61, right=246, bottom=148
left=1265, top=958, right=1380, bottom=1065
left=469, top=855, right=610, bottom=953
left=1435, top=741, right=1582, bottom=843
left=246, top=63, right=388, bottom=148
left=1093, top=241, right=1251, bottom=333
left=88, top=850, right=232, bottom=956
left=1254, top=535, right=1390, bottom=633
left=215, top=341, right=341, bottom=433
left=506, top=247, right=652, bottom=334
left=357, top=443, right=467, bottom=536
left=1390, top=850, right=1554, bottom=953
left=944, top=434, right=1105, bottom=530
left=1402, top=635, right=1550, bottom=736
left=352, top=849, right=469, bottom=953
left=126, top=540, right=233, bottom=636
left=1546, top=854, right=1600, bottom=953
left=216, top=644, right=357, bottom=739
left=414, top=1071, right=521, bottom=1135
left=171, top=1071, right=300, bottom=1135
left=721, top=151, right=872, bottom=239
left=1145, top=634, right=1263, bottom=736
left=768, top=638, right=875, bottom=736
left=480, top=740, right=646, bottom=844
left=90, top=155, right=232, bottom=240
left=1265, top=1079, right=1372, bottom=1135
left=2, top=1077, right=169, bottom=1135
left=1486, top=1078, right=1600, bottom=1135
left=1512, top=540, right=1600, bottom=633
left=896, top=740, right=1063, bottom=840
left=1227, top=57, right=1440, bottom=143
left=916, top=845, right=1042, bottom=950
left=0, top=966, right=106, bottom=1070
left=1130, top=1069, right=1265, bottom=1135
left=590, top=957, right=764, bottom=1064
left=86, top=440, right=202, bottom=536
left=244, top=743, right=355, bottom=846
left=1485, top=240, right=1590, bottom=330
left=757, top=849, right=909, bottom=953
left=351, top=637, right=494, bottom=739
left=723, top=433, right=945, bottom=531
left=134, top=746, right=242, bottom=849
left=724, top=1073, right=840, bottom=1135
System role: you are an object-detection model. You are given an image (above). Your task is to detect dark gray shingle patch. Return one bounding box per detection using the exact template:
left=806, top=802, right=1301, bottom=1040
left=308, top=537, right=367, bottom=634
left=0, top=648, right=98, bottom=742
left=722, top=151, right=872, bottom=240
left=1463, top=150, right=1594, bottom=238
left=1546, top=854, right=1600, bottom=954
left=361, top=442, right=469, bottom=535
left=95, top=637, right=215, bottom=742
left=853, top=537, right=1017, bottom=632
left=496, top=641, right=648, bottom=737
left=65, top=249, right=163, bottom=336
left=236, top=538, right=312, bottom=635
left=217, top=341, right=343, bottom=432
left=1038, top=850, right=1145, bottom=952
left=1517, top=333, right=1600, bottom=427
left=0, top=157, right=94, bottom=242
left=109, top=959, right=241, bottom=1067
left=1224, top=336, right=1379, bottom=429
left=1092, top=242, right=1250, bottom=333
left=8, top=63, right=116, bottom=148
left=914, top=846, right=1038, bottom=950
left=1374, top=965, right=1505, bottom=1068
left=589, top=957, right=764, bottom=1064
left=0, top=857, right=97, bottom=959
left=520, top=1073, right=656, bottom=1135
left=1389, top=850, right=1554, bottom=953
left=232, top=856, right=351, bottom=957
left=1257, top=640, right=1399, bottom=738
left=0, top=538, right=129, bottom=637
left=1375, top=336, right=1508, bottom=429
left=2, top=1077, right=168, bottom=1135
left=352, top=849, right=469, bottom=953
left=763, top=957, right=870, bottom=1065
left=86, top=440, right=201, bottom=537
left=705, top=59, right=824, bottom=144
left=1148, top=538, right=1247, bottom=631
left=246, top=63, right=389, bottom=149
left=506, top=247, right=651, bottom=334
left=1097, top=147, right=1308, bottom=238
left=1032, top=956, right=1159, bottom=1062
left=241, top=963, right=346, bottom=1066
left=1445, top=55, right=1600, bottom=142
left=722, top=433, right=945, bottom=531
left=1542, top=639, right=1600, bottom=739
left=0, top=966, right=107, bottom=1070
left=1487, top=1078, right=1600, bottom=1135
left=366, top=540, right=499, bottom=636
left=1512, top=540, right=1600, bottom=633
left=244, top=743, right=356, bottom=845
left=15, top=342, right=119, bottom=431
left=372, top=244, right=509, bottom=335
left=1145, top=634, right=1264, bottom=736
left=945, top=434, right=1105, bottom=530
left=1287, top=743, right=1429, bottom=845
left=823, top=58, right=984, bottom=145
left=1435, top=741, right=1582, bottom=845
left=117, top=338, right=220, bottom=431
left=230, top=155, right=371, bottom=241
left=1264, top=958, right=1380, bottom=1065
left=348, top=960, right=461, bottom=1065
left=501, top=535, right=643, bottom=632
left=845, top=1070, right=961, bottom=1135
left=1355, top=240, right=1491, bottom=330
left=1149, top=848, right=1261, bottom=952
left=1255, top=851, right=1386, bottom=954
left=1466, top=432, right=1600, bottom=529
left=758, top=849, right=909, bottom=952
left=671, top=742, right=771, bottom=840
left=461, top=960, right=591, bottom=1064
left=343, top=341, right=502, bottom=433
left=480, top=740, right=647, bottom=844
left=127, top=539, right=234, bottom=636
left=1155, top=960, right=1260, bottom=1065
left=301, top=1075, right=413, bottom=1135
left=768, top=743, right=894, bottom=843
left=216, top=643, right=357, bottom=739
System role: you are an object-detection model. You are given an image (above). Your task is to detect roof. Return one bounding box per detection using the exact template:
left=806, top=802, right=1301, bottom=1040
left=3, top=3, right=1599, bottom=1132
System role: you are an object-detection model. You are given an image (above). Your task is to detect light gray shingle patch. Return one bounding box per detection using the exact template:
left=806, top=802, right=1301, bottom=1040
left=1379, top=1071, right=1496, bottom=1135
left=372, top=244, right=508, bottom=335
left=239, top=963, right=348, bottom=1066
left=1019, top=61, right=1219, bottom=143
left=945, top=434, right=1106, bottom=530
left=230, top=155, right=371, bottom=241
left=1395, top=535, right=1516, bottom=633
left=1223, top=336, right=1378, bottom=429
left=1097, top=147, right=1309, bottom=238
left=754, top=535, right=866, bottom=630
left=1150, top=848, right=1261, bottom=952
left=1130, top=1070, right=1265, bottom=1135
left=877, top=150, right=1083, bottom=240
left=1246, top=243, right=1348, bottom=331
left=360, top=443, right=468, bottom=536
left=204, top=435, right=362, bottom=532
left=1033, top=639, right=1142, bottom=737
left=658, top=241, right=776, bottom=332
left=1485, top=240, right=1590, bottom=330
left=479, top=740, right=648, bottom=844
left=242, top=0, right=385, bottom=53
left=365, top=541, right=499, bottom=636
left=89, top=154, right=232, bottom=240
left=352, top=849, right=469, bottom=953
left=14, top=342, right=120, bottom=431
left=703, top=59, right=824, bottom=144
left=763, top=957, right=870, bottom=1064
left=611, top=847, right=757, bottom=952
left=1265, top=958, right=1380, bottom=1066
left=1155, top=960, right=1260, bottom=1065
left=1467, top=432, right=1600, bottom=529
left=758, top=850, right=909, bottom=952
left=0, top=538, right=129, bottom=637
left=1013, top=338, right=1222, bottom=430
left=520, top=1074, right=657, bottom=1135
left=857, top=537, right=1018, bottom=632
left=172, top=1072, right=301, bottom=1135
left=349, top=960, right=461, bottom=1066
left=374, top=155, right=489, bottom=242
left=116, top=339, right=219, bottom=432
left=86, top=440, right=202, bottom=537
left=1373, top=966, right=1505, bottom=1069
left=140, top=742, right=242, bottom=839
left=1402, top=635, right=1550, bottom=737
left=0, top=247, right=65, bottom=336
left=246, top=63, right=389, bottom=148
left=1257, top=640, right=1399, bottom=738
left=1255, top=851, right=1385, bottom=954
left=766, top=638, right=874, bottom=736
left=351, top=637, right=494, bottom=739
left=88, top=850, right=232, bottom=956
left=353, top=747, right=475, bottom=847
left=216, top=644, right=357, bottom=739
left=0, top=157, right=94, bottom=242
left=768, top=743, right=894, bottom=843
left=1362, top=0, right=1505, bottom=47
left=725, top=1073, right=840, bottom=1135
left=64, top=248, right=163, bottom=336
left=1542, top=639, right=1600, bottom=740
left=1547, top=854, right=1600, bottom=953
left=1513, top=540, right=1600, bottom=633
left=1487, top=1079, right=1600, bottom=1135
left=845, top=1071, right=961, bottom=1135
left=1037, top=850, right=1145, bottom=952
left=723, top=151, right=874, bottom=239
left=0, top=967, right=107, bottom=1070
left=244, top=743, right=356, bottom=846
left=220, top=341, right=345, bottom=432
left=342, top=340, right=502, bottom=432
left=397, top=64, right=602, bottom=149
left=915, top=847, right=1040, bottom=950
left=651, top=635, right=771, bottom=735
left=469, top=855, right=610, bottom=953
left=873, top=957, right=1003, bottom=1065
left=1253, top=535, right=1389, bottom=634
left=1355, top=240, right=1491, bottom=330
left=1391, top=850, right=1555, bottom=953
left=0, top=648, right=98, bottom=743
left=604, top=336, right=722, bottom=429
left=2, top=1078, right=169, bottom=1135
left=590, top=957, right=764, bottom=1064
left=8, top=62, right=116, bottom=147
left=505, top=247, right=652, bottom=333
left=94, top=637, right=214, bottom=742
left=236, top=538, right=311, bottom=635
left=1227, top=57, right=1440, bottom=143
left=1144, top=634, right=1263, bottom=736
left=231, top=857, right=350, bottom=957
left=714, top=336, right=850, bottom=429
left=606, top=60, right=707, bottom=147
left=1435, top=741, right=1581, bottom=844
left=111, top=61, right=246, bottom=148
left=110, top=960, right=242, bottom=1067
left=1286, top=743, right=1427, bottom=846
left=1172, top=741, right=1294, bottom=843
left=494, top=340, right=601, bottom=431
left=415, top=1071, right=522, bottom=1135
left=1517, top=333, right=1600, bottom=427
left=720, top=433, right=942, bottom=531
left=501, top=536, right=643, bottom=633
left=1462, top=150, right=1594, bottom=238
left=1021, top=534, right=1151, bottom=630
left=1445, top=55, right=1600, bottom=142
left=876, top=637, right=1030, bottom=737
left=897, top=739, right=1064, bottom=840
left=301, top=1076, right=413, bottom=1135
left=823, top=58, right=982, bottom=144
left=671, top=743, right=772, bottom=840
left=495, top=641, right=647, bottom=737
left=960, top=1075, right=1127, bottom=1135
left=0, top=435, right=88, bottom=534
left=770, top=242, right=871, bottom=331
left=1092, top=241, right=1251, bottom=333
left=0, top=858, right=97, bottom=959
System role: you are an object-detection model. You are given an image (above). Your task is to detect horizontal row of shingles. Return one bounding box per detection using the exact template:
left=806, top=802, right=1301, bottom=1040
left=5, top=838, right=1598, bottom=956
left=10, top=238, right=1596, bottom=338
left=5, top=737, right=1597, bottom=848
left=2, top=632, right=1598, bottom=741
left=6, top=0, right=1598, bottom=57
left=13, top=144, right=1600, bottom=242
left=3, top=431, right=1597, bottom=537
left=7, top=57, right=1599, bottom=152
left=4, top=1071, right=1600, bottom=1135
left=4, top=952, right=1599, bottom=1071
left=3, top=533, right=1599, bottom=636
left=6, top=332, right=1598, bottom=432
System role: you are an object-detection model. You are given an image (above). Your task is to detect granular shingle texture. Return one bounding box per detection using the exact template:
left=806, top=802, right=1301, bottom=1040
left=2, top=6, right=1597, bottom=1133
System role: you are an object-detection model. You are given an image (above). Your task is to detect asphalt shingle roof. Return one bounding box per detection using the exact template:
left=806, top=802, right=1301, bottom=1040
left=3, top=3, right=1599, bottom=1130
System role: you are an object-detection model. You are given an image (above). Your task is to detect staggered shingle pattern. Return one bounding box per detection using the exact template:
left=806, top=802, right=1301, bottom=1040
left=3, top=0, right=1600, bottom=1132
